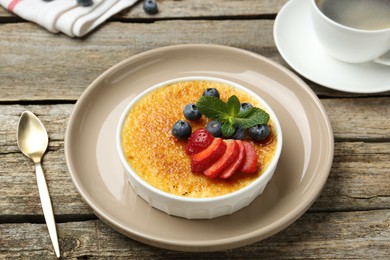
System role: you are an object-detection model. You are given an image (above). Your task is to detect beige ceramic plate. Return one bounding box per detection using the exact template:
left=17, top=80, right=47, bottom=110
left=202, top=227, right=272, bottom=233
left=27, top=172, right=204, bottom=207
left=65, top=44, right=334, bottom=251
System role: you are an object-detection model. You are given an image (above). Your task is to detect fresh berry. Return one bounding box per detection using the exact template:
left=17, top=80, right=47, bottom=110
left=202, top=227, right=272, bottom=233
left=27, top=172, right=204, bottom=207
left=230, top=125, right=246, bottom=140
left=239, top=141, right=258, bottom=173
left=249, top=124, right=270, bottom=141
left=202, top=88, right=220, bottom=98
left=204, top=140, right=239, bottom=178
left=172, top=120, right=192, bottom=140
left=143, top=0, right=158, bottom=15
left=219, top=140, right=246, bottom=179
left=191, top=138, right=226, bottom=173
left=185, top=128, right=214, bottom=155
left=206, top=120, right=222, bottom=137
left=240, top=102, right=253, bottom=112
left=77, top=0, right=93, bottom=7
left=183, top=104, right=202, bottom=121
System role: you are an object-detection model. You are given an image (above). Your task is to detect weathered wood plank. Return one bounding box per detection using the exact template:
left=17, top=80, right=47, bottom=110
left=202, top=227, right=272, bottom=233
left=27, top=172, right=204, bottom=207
left=322, top=97, right=390, bottom=141
left=1, top=210, right=389, bottom=258
left=0, top=20, right=279, bottom=101
left=120, top=0, right=288, bottom=18
left=312, top=141, right=390, bottom=212
left=1, top=104, right=389, bottom=218
left=1, top=20, right=387, bottom=102
left=0, top=0, right=288, bottom=19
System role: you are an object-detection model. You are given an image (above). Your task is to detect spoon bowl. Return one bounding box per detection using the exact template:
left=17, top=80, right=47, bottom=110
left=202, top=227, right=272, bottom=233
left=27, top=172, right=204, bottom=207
left=17, top=111, right=48, bottom=163
left=17, top=111, right=60, bottom=258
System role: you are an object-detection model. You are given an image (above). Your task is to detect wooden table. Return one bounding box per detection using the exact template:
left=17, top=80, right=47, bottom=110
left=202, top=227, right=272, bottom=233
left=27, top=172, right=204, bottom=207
left=1, top=1, right=389, bottom=258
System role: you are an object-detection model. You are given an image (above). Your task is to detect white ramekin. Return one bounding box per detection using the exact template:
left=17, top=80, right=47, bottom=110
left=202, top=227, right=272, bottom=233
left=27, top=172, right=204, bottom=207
left=116, top=76, right=283, bottom=219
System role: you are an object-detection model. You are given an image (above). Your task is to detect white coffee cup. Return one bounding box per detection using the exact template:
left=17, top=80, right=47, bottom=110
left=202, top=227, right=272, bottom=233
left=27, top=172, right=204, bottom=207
left=310, top=0, right=390, bottom=64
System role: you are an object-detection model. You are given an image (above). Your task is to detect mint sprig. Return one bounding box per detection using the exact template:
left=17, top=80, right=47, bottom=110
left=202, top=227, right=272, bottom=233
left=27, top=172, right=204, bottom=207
left=196, top=95, right=270, bottom=137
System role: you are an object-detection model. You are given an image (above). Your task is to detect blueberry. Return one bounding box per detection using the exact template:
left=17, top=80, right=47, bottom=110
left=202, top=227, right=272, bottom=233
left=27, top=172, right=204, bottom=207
left=230, top=125, right=246, bottom=140
left=206, top=120, right=222, bottom=137
left=240, top=102, right=253, bottom=113
left=76, top=0, right=93, bottom=7
left=249, top=124, right=270, bottom=141
left=172, top=120, right=192, bottom=140
left=202, top=88, right=220, bottom=98
left=143, top=0, right=158, bottom=15
left=183, top=104, right=202, bottom=121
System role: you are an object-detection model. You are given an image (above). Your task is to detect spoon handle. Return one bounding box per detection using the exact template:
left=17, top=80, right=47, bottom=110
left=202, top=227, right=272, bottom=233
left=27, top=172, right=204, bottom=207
left=35, top=162, right=61, bottom=258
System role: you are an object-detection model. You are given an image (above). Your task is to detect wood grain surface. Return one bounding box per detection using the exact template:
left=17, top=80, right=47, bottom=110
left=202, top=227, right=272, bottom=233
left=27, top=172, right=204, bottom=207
left=0, top=0, right=389, bottom=259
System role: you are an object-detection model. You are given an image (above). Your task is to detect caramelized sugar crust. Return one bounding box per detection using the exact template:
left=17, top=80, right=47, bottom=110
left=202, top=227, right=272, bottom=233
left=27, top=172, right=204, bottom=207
left=121, top=80, right=278, bottom=198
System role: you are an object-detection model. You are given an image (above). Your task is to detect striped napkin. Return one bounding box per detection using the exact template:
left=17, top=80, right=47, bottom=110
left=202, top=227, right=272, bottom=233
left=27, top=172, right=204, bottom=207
left=0, top=0, right=138, bottom=37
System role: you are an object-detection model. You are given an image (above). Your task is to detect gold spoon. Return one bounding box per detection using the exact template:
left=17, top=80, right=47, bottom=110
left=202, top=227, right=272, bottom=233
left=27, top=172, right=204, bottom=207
left=17, top=111, right=60, bottom=258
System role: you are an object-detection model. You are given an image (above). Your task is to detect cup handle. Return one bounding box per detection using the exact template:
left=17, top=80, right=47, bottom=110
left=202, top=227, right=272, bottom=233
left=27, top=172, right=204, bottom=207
left=373, top=50, right=390, bottom=66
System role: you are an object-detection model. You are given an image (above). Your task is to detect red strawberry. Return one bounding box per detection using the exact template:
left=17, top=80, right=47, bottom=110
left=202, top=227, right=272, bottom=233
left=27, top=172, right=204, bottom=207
left=239, top=141, right=258, bottom=173
left=219, top=140, right=246, bottom=179
left=191, top=138, right=226, bottom=173
left=204, top=140, right=239, bottom=178
left=185, top=128, right=214, bottom=155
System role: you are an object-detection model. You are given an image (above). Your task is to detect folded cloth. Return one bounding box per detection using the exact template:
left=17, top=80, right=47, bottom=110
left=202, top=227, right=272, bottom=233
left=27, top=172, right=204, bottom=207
left=0, top=0, right=138, bottom=37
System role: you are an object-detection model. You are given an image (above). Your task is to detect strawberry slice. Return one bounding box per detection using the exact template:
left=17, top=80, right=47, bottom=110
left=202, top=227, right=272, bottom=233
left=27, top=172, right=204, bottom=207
left=191, top=138, right=226, bottom=173
left=239, top=141, right=258, bottom=173
left=185, top=128, right=214, bottom=155
left=204, top=140, right=239, bottom=178
left=219, top=140, right=246, bottom=179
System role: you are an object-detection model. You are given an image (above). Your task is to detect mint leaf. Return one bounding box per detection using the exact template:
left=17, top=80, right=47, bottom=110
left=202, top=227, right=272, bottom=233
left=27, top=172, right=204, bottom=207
left=237, top=107, right=255, bottom=118
left=196, top=96, right=228, bottom=121
left=221, top=121, right=236, bottom=137
left=226, top=95, right=240, bottom=118
left=234, top=107, right=269, bottom=128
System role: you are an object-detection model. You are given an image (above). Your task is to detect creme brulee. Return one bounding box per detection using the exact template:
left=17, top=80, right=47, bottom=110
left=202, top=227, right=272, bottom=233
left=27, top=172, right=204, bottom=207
left=120, top=80, right=278, bottom=198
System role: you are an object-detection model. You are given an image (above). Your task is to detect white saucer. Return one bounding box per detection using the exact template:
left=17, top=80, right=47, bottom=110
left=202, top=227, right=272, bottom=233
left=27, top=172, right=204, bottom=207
left=274, top=0, right=390, bottom=93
